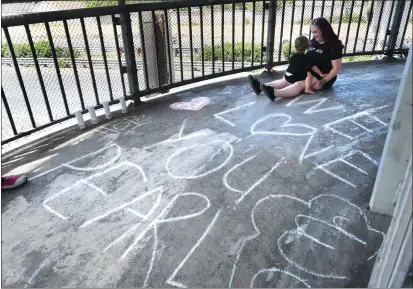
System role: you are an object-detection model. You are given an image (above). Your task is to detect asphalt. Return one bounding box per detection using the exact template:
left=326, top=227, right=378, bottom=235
left=1, top=59, right=406, bottom=288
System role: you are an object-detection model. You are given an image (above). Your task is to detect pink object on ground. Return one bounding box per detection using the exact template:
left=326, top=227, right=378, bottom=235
left=2, top=175, right=28, bottom=190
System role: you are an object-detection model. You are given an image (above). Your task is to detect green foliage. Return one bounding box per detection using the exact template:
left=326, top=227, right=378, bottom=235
left=58, top=59, right=70, bottom=68
left=197, top=42, right=262, bottom=62
left=281, top=41, right=293, bottom=60
left=245, top=18, right=251, bottom=25
left=343, top=55, right=374, bottom=63
left=332, top=12, right=367, bottom=24
left=1, top=40, right=81, bottom=60
left=34, top=40, right=52, bottom=58
left=294, top=18, right=311, bottom=25
left=2, top=43, right=10, bottom=57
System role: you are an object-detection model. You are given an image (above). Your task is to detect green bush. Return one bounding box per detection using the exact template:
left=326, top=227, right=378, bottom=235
left=245, top=19, right=251, bottom=25
left=197, top=42, right=262, bottom=62
left=1, top=40, right=80, bottom=59
left=332, top=12, right=367, bottom=24
left=282, top=41, right=293, bottom=60
left=34, top=40, right=51, bottom=58
left=294, top=18, right=311, bottom=25
left=2, top=43, right=10, bottom=57
left=57, top=59, right=70, bottom=68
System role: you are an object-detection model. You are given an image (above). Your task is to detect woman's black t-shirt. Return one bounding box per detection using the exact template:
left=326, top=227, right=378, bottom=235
left=306, top=40, right=343, bottom=74
left=285, top=52, right=308, bottom=83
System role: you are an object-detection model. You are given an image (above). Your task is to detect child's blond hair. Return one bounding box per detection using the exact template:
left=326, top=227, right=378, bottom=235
left=295, top=35, right=309, bottom=53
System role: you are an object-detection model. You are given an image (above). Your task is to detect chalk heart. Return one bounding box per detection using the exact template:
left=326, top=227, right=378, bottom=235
left=250, top=113, right=315, bottom=136
left=169, top=97, right=210, bottom=111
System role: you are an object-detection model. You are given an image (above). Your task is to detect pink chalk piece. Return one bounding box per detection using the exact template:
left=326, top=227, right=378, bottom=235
left=169, top=97, right=210, bottom=111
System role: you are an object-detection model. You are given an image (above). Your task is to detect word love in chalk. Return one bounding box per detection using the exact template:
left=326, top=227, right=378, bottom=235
left=169, top=97, right=210, bottom=111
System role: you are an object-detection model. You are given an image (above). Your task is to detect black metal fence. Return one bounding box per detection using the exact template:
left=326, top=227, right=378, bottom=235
left=1, top=0, right=412, bottom=144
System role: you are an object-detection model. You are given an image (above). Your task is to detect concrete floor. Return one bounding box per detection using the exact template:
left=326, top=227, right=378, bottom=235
left=1, top=59, right=406, bottom=288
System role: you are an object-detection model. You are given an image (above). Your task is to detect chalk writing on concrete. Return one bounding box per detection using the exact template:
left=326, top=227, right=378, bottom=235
left=285, top=95, right=345, bottom=114
left=29, top=144, right=122, bottom=181
left=315, top=150, right=379, bottom=188
left=214, top=101, right=256, bottom=127
left=324, top=105, right=388, bottom=139
left=229, top=194, right=384, bottom=287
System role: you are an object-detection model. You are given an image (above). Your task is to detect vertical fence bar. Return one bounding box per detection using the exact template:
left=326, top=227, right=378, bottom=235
left=266, top=0, right=277, bottom=70
left=373, top=1, right=385, bottom=51
left=387, top=0, right=407, bottom=57
left=45, top=22, right=70, bottom=115
left=3, top=27, right=36, bottom=128
left=211, top=5, right=215, bottom=73
left=97, top=16, right=114, bottom=101
left=222, top=4, right=225, bottom=71
left=64, top=19, right=85, bottom=109
left=309, top=0, right=315, bottom=36
left=176, top=8, right=184, bottom=81
left=288, top=0, right=295, bottom=58
left=337, top=0, right=345, bottom=38
left=232, top=2, right=235, bottom=70
left=399, top=0, right=413, bottom=50
left=138, top=11, right=150, bottom=90
left=353, top=0, right=366, bottom=53
left=260, top=0, right=265, bottom=65
left=251, top=1, right=256, bottom=66
left=200, top=6, right=205, bottom=76
left=278, top=0, right=285, bottom=61
left=25, top=24, right=53, bottom=122
left=80, top=18, right=100, bottom=105
left=189, top=7, right=195, bottom=78
left=241, top=1, right=245, bottom=68
left=119, top=0, right=139, bottom=101
left=363, top=0, right=375, bottom=52
left=111, top=15, right=127, bottom=98
left=382, top=0, right=396, bottom=53
left=344, top=0, right=355, bottom=54
left=321, top=0, right=325, bottom=16
left=2, top=87, right=18, bottom=136
left=163, top=10, right=173, bottom=84
left=151, top=11, right=161, bottom=85
left=300, top=0, right=305, bottom=35
left=329, top=0, right=335, bottom=23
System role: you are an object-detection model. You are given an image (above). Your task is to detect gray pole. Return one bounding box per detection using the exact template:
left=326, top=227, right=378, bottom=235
left=119, top=0, right=140, bottom=103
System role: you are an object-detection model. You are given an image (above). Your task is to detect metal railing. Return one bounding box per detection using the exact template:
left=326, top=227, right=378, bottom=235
left=1, top=0, right=412, bottom=144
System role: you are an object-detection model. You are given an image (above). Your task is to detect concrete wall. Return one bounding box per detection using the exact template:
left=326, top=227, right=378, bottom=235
left=369, top=45, right=412, bottom=216
left=368, top=46, right=413, bottom=287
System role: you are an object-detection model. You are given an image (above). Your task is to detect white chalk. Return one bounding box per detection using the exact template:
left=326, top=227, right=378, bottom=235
left=119, top=97, right=127, bottom=114
left=88, top=106, right=98, bottom=124
left=103, top=101, right=112, bottom=119
left=75, top=111, right=85, bottom=129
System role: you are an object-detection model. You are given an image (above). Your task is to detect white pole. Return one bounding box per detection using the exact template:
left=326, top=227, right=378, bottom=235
left=88, top=106, right=98, bottom=124
left=103, top=101, right=112, bottom=119
left=75, top=111, right=85, bottom=129
left=119, top=97, right=128, bottom=114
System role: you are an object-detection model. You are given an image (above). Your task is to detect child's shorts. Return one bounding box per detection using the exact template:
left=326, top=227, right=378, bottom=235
left=284, top=73, right=306, bottom=84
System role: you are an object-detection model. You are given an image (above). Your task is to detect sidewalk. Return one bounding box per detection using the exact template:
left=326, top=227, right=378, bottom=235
left=1, top=59, right=405, bottom=288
